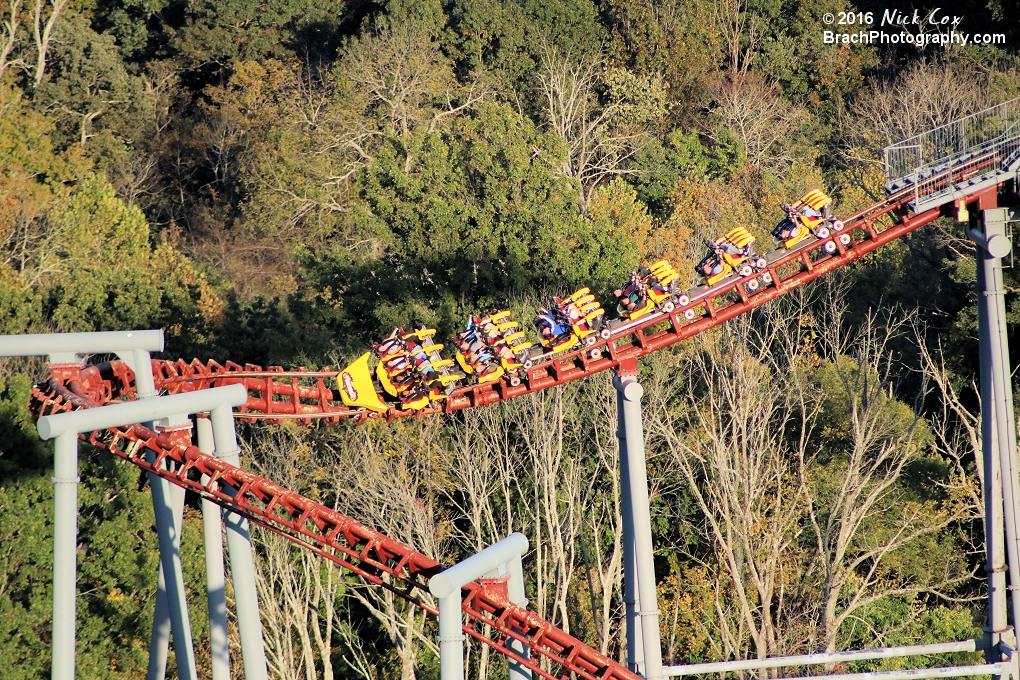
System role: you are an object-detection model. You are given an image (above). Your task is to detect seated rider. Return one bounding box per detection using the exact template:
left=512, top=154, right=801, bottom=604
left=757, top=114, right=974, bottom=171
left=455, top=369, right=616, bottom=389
left=699, top=253, right=725, bottom=278
left=558, top=296, right=600, bottom=332
left=377, top=329, right=405, bottom=357
left=615, top=270, right=649, bottom=313
left=536, top=308, right=570, bottom=342
left=456, top=316, right=500, bottom=374
left=783, top=201, right=829, bottom=222
left=699, top=239, right=747, bottom=278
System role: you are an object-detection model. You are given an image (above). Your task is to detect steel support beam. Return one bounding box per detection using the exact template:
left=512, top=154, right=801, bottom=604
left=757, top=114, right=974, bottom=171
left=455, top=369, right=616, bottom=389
left=976, top=228, right=1011, bottom=674
left=36, top=377, right=244, bottom=680
left=208, top=403, right=268, bottom=680
left=664, top=639, right=987, bottom=675
left=614, top=371, right=663, bottom=680
left=1, top=330, right=165, bottom=680
left=429, top=533, right=530, bottom=680
left=616, top=387, right=643, bottom=674
left=503, top=553, right=532, bottom=680
left=146, top=460, right=190, bottom=680
left=972, top=208, right=1020, bottom=661
left=50, top=431, right=78, bottom=680
left=197, top=417, right=231, bottom=680
left=128, top=342, right=198, bottom=680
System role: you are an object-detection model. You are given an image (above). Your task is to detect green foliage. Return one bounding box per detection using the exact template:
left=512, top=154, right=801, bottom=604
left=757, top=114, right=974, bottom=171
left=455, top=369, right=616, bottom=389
left=0, top=449, right=211, bottom=679
left=172, top=0, right=346, bottom=71
left=299, top=100, right=642, bottom=344
left=628, top=130, right=745, bottom=215
left=42, top=174, right=158, bottom=330
left=0, top=477, right=52, bottom=677
left=0, top=374, right=50, bottom=481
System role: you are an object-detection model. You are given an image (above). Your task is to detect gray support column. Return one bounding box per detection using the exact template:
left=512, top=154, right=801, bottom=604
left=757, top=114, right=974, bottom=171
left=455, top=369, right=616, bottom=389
left=614, top=374, right=664, bottom=680
left=148, top=553, right=171, bottom=679
left=197, top=417, right=230, bottom=680
left=209, top=403, right=269, bottom=680
left=7, top=329, right=165, bottom=680
left=146, top=476, right=188, bottom=680
left=504, top=556, right=531, bottom=680
left=436, top=594, right=466, bottom=680
left=51, top=431, right=79, bottom=680
left=977, top=253, right=1009, bottom=669
left=145, top=450, right=197, bottom=680
left=122, top=347, right=198, bottom=680
left=973, top=207, right=1020, bottom=656
left=429, top=534, right=530, bottom=680
left=617, top=386, right=643, bottom=674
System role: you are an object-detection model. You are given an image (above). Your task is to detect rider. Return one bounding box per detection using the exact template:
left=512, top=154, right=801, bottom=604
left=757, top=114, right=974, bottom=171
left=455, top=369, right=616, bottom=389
left=535, top=308, right=570, bottom=343
left=700, top=239, right=749, bottom=278
left=615, top=270, right=649, bottom=313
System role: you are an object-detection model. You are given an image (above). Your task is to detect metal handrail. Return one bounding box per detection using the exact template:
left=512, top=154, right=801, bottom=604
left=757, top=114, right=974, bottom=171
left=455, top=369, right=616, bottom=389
left=885, top=97, right=1020, bottom=180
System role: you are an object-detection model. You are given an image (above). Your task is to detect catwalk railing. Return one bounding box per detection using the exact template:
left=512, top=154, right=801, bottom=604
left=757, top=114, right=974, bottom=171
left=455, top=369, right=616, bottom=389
left=884, top=97, right=1020, bottom=179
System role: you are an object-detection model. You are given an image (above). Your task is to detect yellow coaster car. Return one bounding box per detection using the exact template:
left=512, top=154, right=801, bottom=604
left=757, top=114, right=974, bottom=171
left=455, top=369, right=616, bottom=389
left=337, top=351, right=389, bottom=413
left=487, top=311, right=533, bottom=371
left=695, top=227, right=767, bottom=287
left=338, top=327, right=462, bottom=413
left=772, top=189, right=843, bottom=249
left=614, top=260, right=683, bottom=320
left=454, top=312, right=534, bottom=386
left=534, top=289, right=608, bottom=354
left=561, top=288, right=606, bottom=345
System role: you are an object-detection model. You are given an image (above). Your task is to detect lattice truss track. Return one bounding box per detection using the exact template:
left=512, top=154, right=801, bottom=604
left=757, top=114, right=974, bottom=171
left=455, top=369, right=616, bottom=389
left=147, top=187, right=951, bottom=424
left=28, top=179, right=1010, bottom=679
left=30, top=375, right=638, bottom=680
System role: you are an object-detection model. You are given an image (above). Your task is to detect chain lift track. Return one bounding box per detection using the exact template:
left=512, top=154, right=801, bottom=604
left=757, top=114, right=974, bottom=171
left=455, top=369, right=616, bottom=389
left=30, top=376, right=639, bottom=680
left=141, top=185, right=972, bottom=425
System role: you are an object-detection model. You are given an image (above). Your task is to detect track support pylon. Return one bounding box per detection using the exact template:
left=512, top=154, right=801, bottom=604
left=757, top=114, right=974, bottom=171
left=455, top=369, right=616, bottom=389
left=614, top=360, right=664, bottom=680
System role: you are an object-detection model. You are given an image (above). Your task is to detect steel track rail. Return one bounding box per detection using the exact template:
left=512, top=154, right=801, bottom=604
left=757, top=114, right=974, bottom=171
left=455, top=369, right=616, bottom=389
left=125, top=187, right=951, bottom=424
left=29, top=378, right=639, bottom=680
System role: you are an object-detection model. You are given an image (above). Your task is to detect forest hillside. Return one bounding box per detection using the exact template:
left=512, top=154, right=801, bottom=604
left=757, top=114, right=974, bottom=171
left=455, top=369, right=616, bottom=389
left=2, top=0, right=1020, bottom=677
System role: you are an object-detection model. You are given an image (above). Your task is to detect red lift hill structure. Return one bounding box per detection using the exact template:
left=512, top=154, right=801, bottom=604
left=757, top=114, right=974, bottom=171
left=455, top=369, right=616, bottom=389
left=6, top=99, right=1020, bottom=680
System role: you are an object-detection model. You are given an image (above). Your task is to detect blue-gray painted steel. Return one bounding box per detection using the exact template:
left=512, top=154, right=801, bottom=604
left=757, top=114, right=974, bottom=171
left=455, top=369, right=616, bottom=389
left=976, top=238, right=1009, bottom=672
left=616, top=386, right=643, bottom=674
left=146, top=454, right=196, bottom=680
left=615, top=375, right=664, bottom=680
left=51, top=432, right=78, bottom=680
left=664, top=639, right=983, bottom=675
left=197, top=417, right=231, bottom=680
left=428, top=534, right=530, bottom=680
left=504, top=555, right=532, bottom=680
left=0, top=329, right=163, bottom=361
left=668, top=662, right=1009, bottom=680
left=37, top=384, right=247, bottom=440
left=429, top=534, right=529, bottom=598
left=975, top=209, right=1020, bottom=642
left=209, top=403, right=269, bottom=680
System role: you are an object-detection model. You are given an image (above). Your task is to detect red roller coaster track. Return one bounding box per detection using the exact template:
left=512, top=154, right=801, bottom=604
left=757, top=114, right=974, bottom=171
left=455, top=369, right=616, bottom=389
left=27, top=165, right=1010, bottom=678
left=146, top=185, right=966, bottom=424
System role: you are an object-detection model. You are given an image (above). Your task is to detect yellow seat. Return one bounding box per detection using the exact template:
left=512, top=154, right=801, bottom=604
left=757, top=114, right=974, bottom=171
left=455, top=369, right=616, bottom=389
left=724, top=226, right=755, bottom=249
left=798, top=189, right=832, bottom=211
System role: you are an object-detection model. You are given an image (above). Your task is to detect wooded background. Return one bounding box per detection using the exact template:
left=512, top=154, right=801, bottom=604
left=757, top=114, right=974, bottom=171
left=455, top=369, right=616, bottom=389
left=1, top=0, right=1019, bottom=676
